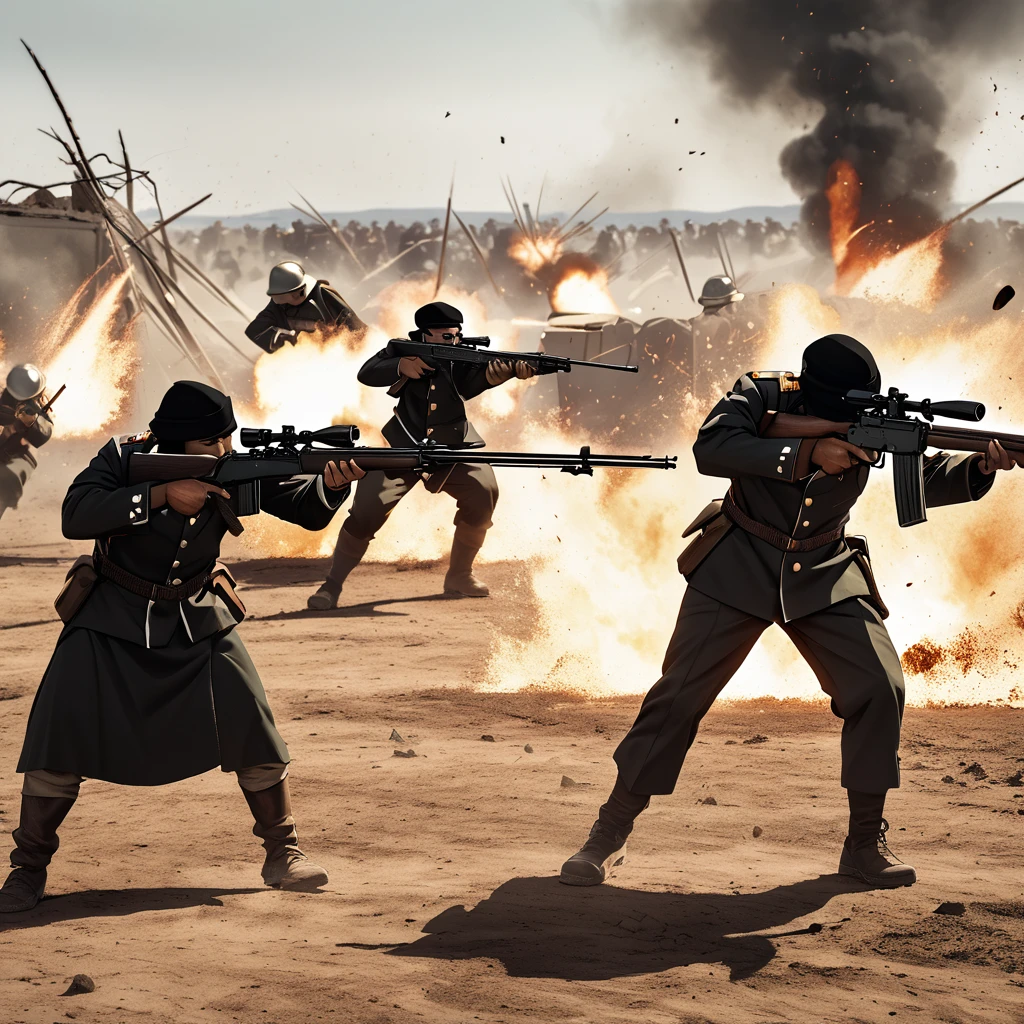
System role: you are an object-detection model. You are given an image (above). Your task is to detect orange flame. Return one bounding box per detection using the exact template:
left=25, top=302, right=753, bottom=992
left=826, top=158, right=945, bottom=311
left=42, top=272, right=137, bottom=438
left=507, top=230, right=563, bottom=274
left=550, top=266, right=619, bottom=315
left=827, top=159, right=862, bottom=272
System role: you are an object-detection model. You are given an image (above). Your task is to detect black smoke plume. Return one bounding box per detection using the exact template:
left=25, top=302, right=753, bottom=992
left=628, top=1, right=1024, bottom=255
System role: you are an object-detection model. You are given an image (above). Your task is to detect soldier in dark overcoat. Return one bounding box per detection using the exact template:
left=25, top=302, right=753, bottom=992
left=560, top=334, right=1021, bottom=889
left=307, top=301, right=535, bottom=608
left=0, top=381, right=363, bottom=913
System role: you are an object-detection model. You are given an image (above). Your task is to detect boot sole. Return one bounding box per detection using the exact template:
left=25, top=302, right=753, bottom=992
left=306, top=596, right=338, bottom=611
left=558, top=851, right=626, bottom=887
left=269, top=869, right=330, bottom=892
left=443, top=589, right=489, bottom=598
left=838, top=862, right=916, bottom=888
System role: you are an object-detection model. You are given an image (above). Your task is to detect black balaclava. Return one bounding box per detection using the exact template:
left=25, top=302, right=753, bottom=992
left=799, top=334, right=881, bottom=421
left=149, top=381, right=236, bottom=448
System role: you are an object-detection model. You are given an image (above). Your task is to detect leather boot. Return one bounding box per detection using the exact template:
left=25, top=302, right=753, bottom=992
left=559, top=777, right=650, bottom=886
left=443, top=526, right=489, bottom=597
left=308, top=528, right=370, bottom=610
left=0, top=795, right=76, bottom=913
left=838, top=789, right=916, bottom=888
left=242, top=779, right=329, bottom=891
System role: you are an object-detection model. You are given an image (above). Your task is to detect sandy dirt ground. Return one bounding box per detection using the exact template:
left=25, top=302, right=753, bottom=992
left=1, top=465, right=1023, bottom=1024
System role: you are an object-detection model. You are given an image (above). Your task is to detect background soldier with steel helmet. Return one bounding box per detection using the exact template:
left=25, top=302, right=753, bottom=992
left=689, top=275, right=763, bottom=394
left=245, top=260, right=366, bottom=353
left=0, top=364, right=55, bottom=521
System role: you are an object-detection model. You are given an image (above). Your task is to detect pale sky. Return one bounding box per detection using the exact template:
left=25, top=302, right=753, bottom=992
left=3, top=0, right=1022, bottom=217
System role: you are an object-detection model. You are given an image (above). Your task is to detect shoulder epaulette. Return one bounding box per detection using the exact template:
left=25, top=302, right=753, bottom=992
left=749, top=371, right=800, bottom=392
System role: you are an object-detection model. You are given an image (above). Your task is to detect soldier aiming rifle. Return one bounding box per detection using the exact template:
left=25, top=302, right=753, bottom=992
left=0, top=381, right=364, bottom=913
left=308, top=301, right=538, bottom=608
left=0, top=364, right=62, bottom=521
left=559, top=334, right=1021, bottom=891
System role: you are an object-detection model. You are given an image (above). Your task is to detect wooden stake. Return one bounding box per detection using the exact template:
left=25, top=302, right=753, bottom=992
left=434, top=176, right=454, bottom=298
left=453, top=210, right=503, bottom=297
left=669, top=229, right=696, bottom=303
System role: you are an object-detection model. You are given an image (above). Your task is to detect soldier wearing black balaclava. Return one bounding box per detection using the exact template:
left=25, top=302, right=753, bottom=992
left=559, top=334, right=1020, bottom=891
left=0, top=381, right=363, bottom=913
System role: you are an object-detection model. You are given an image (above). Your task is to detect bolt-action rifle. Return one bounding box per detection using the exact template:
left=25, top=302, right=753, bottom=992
left=126, top=424, right=677, bottom=515
left=383, top=336, right=638, bottom=396
left=765, top=387, right=1016, bottom=527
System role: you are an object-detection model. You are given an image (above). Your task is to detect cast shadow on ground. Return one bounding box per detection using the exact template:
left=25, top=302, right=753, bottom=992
left=253, top=593, right=457, bottom=621
left=392, top=874, right=862, bottom=982
left=0, top=887, right=264, bottom=931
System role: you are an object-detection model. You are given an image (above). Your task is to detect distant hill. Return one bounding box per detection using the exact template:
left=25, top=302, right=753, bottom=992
left=145, top=201, right=1024, bottom=232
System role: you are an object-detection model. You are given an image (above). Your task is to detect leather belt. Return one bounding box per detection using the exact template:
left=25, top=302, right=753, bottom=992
left=722, top=491, right=847, bottom=553
left=94, top=553, right=213, bottom=602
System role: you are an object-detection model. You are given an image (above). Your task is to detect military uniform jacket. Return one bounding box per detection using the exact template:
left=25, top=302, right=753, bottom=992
left=0, top=390, right=53, bottom=464
left=245, top=282, right=366, bottom=353
left=357, top=342, right=496, bottom=448
left=62, top=435, right=349, bottom=648
left=687, top=372, right=992, bottom=623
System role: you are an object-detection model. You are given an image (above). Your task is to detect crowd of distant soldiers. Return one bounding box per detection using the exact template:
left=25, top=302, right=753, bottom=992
left=171, top=214, right=802, bottom=305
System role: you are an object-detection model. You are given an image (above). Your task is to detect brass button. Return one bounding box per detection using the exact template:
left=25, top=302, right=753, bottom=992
left=804, top=498, right=813, bottom=507
left=802, top=520, right=810, bottom=527
left=132, top=493, right=142, bottom=502
left=179, top=540, right=188, bottom=549
left=171, top=578, right=182, bottom=586
left=190, top=517, right=197, bottom=525
left=426, top=428, right=433, bottom=435
left=430, top=403, right=437, bottom=411
left=172, top=560, right=180, bottom=568
left=430, top=384, right=436, bottom=391
left=792, top=562, right=802, bottom=572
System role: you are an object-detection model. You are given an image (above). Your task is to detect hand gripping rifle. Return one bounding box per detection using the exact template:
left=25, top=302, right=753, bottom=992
left=384, top=336, right=638, bottom=395
left=0, top=383, right=66, bottom=461
left=126, top=424, right=677, bottom=515
left=766, top=387, right=1012, bottom=527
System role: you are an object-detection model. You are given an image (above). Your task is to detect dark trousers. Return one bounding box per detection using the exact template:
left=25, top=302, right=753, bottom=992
left=613, top=587, right=905, bottom=796
left=340, top=463, right=499, bottom=542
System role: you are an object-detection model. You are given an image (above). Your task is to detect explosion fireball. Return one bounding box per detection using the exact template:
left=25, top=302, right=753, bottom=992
left=41, top=271, right=137, bottom=438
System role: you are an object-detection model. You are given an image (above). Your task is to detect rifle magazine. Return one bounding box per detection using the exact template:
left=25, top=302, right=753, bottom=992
left=234, top=480, right=261, bottom=517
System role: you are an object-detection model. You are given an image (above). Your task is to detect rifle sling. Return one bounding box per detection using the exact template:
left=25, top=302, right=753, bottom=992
left=722, top=490, right=847, bottom=553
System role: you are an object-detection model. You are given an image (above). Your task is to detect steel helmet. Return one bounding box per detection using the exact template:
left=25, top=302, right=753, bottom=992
left=266, top=261, right=318, bottom=297
left=5, top=363, right=46, bottom=401
left=698, top=275, right=744, bottom=308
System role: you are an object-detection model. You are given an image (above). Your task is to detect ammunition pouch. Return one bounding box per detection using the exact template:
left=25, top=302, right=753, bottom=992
left=53, top=555, right=99, bottom=624
left=677, top=499, right=733, bottom=577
